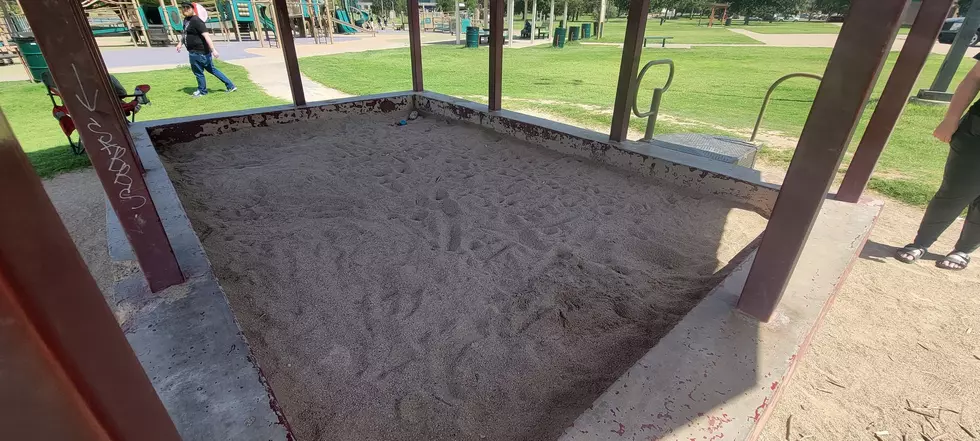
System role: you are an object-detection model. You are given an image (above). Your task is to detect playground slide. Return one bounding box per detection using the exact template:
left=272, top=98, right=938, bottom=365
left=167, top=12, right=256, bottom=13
left=258, top=5, right=276, bottom=35
left=335, top=9, right=357, bottom=34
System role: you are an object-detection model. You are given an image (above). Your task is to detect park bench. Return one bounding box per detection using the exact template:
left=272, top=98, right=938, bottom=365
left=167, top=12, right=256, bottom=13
left=536, top=27, right=549, bottom=38
left=643, top=35, right=673, bottom=47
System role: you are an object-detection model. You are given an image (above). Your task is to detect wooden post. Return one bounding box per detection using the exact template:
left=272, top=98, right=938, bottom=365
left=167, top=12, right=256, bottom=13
left=837, top=0, right=954, bottom=203
left=20, top=0, right=184, bottom=292
left=408, top=0, right=423, bottom=90
left=271, top=0, right=305, bottom=105
left=130, top=0, right=151, bottom=46
left=736, top=0, right=906, bottom=322
left=608, top=0, right=650, bottom=141
left=254, top=0, right=266, bottom=47
left=0, top=108, right=181, bottom=441
left=489, top=0, right=504, bottom=110
left=325, top=0, right=335, bottom=43
left=229, top=0, right=243, bottom=40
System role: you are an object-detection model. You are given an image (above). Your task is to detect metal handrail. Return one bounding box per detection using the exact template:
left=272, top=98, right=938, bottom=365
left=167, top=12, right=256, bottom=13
left=631, top=59, right=675, bottom=141
left=750, top=72, right=822, bottom=142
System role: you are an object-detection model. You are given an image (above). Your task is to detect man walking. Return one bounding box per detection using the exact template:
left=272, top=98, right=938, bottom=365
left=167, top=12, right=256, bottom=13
left=177, top=2, right=236, bottom=96
left=895, top=54, right=980, bottom=271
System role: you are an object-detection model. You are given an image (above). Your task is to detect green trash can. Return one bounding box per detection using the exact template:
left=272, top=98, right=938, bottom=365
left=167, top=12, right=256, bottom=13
left=552, top=27, right=566, bottom=48
left=581, top=23, right=591, bottom=39
left=14, top=34, right=48, bottom=83
left=569, top=25, right=580, bottom=41
left=466, top=26, right=480, bottom=48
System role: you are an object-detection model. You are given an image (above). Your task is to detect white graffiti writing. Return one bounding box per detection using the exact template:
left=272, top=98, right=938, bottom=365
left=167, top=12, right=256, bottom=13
left=71, top=64, right=147, bottom=211
left=88, top=118, right=148, bottom=210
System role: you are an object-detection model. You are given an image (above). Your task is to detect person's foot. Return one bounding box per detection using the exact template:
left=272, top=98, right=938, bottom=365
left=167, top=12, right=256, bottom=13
left=895, top=244, right=926, bottom=264
left=227, top=86, right=237, bottom=93
left=192, top=90, right=207, bottom=97
left=937, top=251, right=970, bottom=270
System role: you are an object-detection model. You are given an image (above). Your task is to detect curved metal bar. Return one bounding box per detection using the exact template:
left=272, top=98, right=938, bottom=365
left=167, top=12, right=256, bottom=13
left=750, top=72, right=822, bottom=142
left=632, top=59, right=675, bottom=118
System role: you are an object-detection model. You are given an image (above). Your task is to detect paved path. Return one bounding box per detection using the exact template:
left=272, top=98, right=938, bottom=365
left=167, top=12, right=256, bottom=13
left=728, top=28, right=980, bottom=57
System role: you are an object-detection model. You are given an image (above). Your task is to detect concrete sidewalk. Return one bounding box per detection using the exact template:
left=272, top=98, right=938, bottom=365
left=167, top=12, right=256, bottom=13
left=726, top=28, right=980, bottom=57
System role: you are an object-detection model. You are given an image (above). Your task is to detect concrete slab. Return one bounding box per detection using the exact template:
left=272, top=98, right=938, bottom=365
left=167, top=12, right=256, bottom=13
left=558, top=198, right=883, bottom=441
left=102, top=125, right=294, bottom=441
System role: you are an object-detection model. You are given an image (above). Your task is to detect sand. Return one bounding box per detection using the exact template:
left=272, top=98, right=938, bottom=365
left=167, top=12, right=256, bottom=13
left=160, top=113, right=766, bottom=441
left=42, top=169, right=114, bottom=298
left=759, top=199, right=980, bottom=440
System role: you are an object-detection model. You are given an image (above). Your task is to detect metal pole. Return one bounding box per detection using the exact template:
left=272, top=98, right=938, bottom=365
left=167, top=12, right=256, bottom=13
left=548, top=0, right=554, bottom=39
left=608, top=0, right=651, bottom=141
left=598, top=0, right=606, bottom=37
left=507, top=0, right=514, bottom=46
left=562, top=0, right=567, bottom=27
left=455, top=1, right=460, bottom=44
left=838, top=0, right=954, bottom=203
left=271, top=0, right=306, bottom=105
left=0, top=109, right=181, bottom=441
left=408, top=0, right=423, bottom=90
left=530, top=0, right=536, bottom=44
left=489, top=0, right=504, bottom=110
left=20, top=0, right=184, bottom=292
left=736, top=0, right=907, bottom=322
left=929, top=0, right=980, bottom=93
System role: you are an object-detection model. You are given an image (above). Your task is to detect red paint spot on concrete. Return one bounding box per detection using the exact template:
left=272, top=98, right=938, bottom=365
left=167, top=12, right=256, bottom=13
left=611, top=423, right=626, bottom=436
left=752, top=397, right=770, bottom=422
left=706, top=413, right=733, bottom=433
left=770, top=381, right=779, bottom=391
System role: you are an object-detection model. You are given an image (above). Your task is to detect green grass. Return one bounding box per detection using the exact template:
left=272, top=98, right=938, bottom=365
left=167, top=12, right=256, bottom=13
left=300, top=45, right=974, bottom=206
left=0, top=61, right=285, bottom=178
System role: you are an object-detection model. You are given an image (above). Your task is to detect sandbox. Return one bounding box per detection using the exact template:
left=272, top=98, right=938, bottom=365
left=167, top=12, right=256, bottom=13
left=157, top=107, right=766, bottom=439
left=110, top=93, right=877, bottom=441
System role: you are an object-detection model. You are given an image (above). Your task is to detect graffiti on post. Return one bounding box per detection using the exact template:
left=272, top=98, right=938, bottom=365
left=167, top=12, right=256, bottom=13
left=72, top=64, right=147, bottom=211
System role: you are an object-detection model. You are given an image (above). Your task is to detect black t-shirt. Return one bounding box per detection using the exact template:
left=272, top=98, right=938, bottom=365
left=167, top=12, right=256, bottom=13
left=183, top=16, right=210, bottom=54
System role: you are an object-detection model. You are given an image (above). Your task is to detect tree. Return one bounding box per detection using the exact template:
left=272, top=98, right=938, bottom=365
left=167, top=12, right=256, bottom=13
left=812, top=0, right=849, bottom=16
left=729, top=0, right=808, bottom=24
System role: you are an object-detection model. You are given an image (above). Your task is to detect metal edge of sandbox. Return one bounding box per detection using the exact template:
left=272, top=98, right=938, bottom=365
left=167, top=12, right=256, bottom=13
left=108, top=91, right=782, bottom=440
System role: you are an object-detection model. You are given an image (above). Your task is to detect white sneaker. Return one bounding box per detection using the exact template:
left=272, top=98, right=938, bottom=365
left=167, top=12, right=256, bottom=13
left=192, top=90, right=206, bottom=97
left=227, top=87, right=237, bottom=93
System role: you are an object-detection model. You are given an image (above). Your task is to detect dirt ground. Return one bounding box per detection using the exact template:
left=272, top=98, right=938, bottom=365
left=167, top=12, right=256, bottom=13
left=759, top=198, right=980, bottom=441
left=42, top=162, right=980, bottom=440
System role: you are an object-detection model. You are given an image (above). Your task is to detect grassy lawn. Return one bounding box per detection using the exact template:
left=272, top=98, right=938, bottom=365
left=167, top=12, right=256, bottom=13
left=300, top=44, right=973, bottom=206
left=0, top=61, right=285, bottom=178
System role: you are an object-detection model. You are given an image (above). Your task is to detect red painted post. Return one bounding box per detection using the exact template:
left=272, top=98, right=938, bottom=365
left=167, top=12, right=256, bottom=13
left=271, top=0, right=306, bottom=105
left=20, top=0, right=183, bottom=292
left=836, top=0, right=954, bottom=202
left=0, top=109, right=182, bottom=441
left=408, top=0, right=424, bottom=91
left=609, top=0, right=651, bottom=141
left=489, top=0, right=504, bottom=110
left=736, top=0, right=907, bottom=322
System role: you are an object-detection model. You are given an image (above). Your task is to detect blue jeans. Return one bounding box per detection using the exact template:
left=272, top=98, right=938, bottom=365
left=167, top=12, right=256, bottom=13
left=188, top=51, right=234, bottom=94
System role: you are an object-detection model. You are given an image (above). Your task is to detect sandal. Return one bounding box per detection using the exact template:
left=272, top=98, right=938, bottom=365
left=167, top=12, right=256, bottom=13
left=937, top=251, right=971, bottom=271
left=894, top=244, right=927, bottom=264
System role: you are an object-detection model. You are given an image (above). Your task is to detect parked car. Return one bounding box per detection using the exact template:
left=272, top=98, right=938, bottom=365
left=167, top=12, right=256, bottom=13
left=938, top=17, right=980, bottom=46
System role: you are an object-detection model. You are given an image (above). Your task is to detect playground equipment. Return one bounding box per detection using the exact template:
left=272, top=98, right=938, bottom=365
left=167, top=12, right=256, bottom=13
left=751, top=72, right=823, bottom=142
left=631, top=59, right=824, bottom=167
left=631, top=58, right=757, bottom=167
left=41, top=72, right=151, bottom=155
